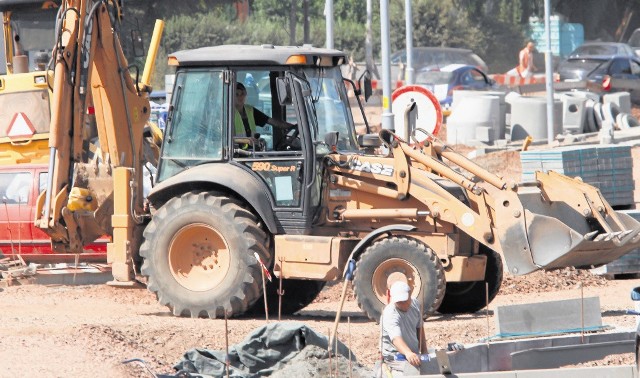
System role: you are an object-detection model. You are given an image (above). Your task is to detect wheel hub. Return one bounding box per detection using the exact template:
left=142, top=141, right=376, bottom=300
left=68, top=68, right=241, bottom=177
left=371, top=258, right=422, bottom=304
left=168, top=223, right=230, bottom=291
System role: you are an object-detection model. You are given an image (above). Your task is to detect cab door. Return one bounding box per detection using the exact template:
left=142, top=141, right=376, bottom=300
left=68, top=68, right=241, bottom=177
left=288, top=73, right=323, bottom=218
left=230, top=72, right=319, bottom=234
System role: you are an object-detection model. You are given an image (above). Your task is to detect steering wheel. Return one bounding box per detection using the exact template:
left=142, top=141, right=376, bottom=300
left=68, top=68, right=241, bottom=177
left=275, top=125, right=300, bottom=151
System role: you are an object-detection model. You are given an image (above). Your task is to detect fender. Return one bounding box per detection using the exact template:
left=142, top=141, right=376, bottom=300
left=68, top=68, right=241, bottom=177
left=341, top=224, right=417, bottom=278
left=147, top=163, right=277, bottom=233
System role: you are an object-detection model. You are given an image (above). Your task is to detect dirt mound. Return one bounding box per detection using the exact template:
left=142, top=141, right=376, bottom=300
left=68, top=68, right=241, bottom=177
left=500, top=268, right=610, bottom=296
left=315, top=267, right=612, bottom=305
left=270, top=345, right=371, bottom=378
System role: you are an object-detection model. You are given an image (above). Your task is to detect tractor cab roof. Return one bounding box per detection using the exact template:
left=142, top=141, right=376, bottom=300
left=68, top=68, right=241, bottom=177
left=168, top=44, right=347, bottom=68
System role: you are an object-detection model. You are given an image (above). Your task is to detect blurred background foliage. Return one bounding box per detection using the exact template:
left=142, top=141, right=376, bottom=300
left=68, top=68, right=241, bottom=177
left=123, top=0, right=640, bottom=89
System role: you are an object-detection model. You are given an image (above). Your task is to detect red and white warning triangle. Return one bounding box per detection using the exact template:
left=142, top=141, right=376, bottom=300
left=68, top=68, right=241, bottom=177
left=6, top=112, right=36, bottom=139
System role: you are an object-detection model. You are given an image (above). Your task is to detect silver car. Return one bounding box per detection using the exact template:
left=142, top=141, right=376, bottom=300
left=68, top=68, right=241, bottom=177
left=390, top=47, right=488, bottom=73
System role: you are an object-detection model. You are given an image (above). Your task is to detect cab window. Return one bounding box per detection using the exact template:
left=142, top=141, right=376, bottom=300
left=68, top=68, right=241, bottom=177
left=236, top=70, right=276, bottom=151
left=157, top=70, right=225, bottom=182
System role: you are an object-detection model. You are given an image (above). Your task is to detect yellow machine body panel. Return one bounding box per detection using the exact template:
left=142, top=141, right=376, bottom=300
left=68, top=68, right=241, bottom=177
left=0, top=2, right=58, bottom=166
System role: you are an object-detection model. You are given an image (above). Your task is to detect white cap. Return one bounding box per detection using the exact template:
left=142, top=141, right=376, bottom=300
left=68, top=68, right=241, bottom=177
left=389, top=281, right=410, bottom=303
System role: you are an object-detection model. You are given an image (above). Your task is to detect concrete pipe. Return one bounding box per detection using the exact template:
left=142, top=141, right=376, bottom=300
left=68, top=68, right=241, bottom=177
left=593, top=102, right=603, bottom=131
left=446, top=95, right=500, bottom=145
left=584, top=99, right=598, bottom=133
left=601, top=102, right=620, bottom=125
left=509, top=96, right=562, bottom=141
left=620, top=113, right=640, bottom=129
left=452, top=90, right=507, bottom=139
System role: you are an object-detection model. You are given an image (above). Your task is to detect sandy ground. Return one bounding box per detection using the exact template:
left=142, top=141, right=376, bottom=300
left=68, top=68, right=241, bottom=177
left=0, top=269, right=638, bottom=377
left=2, top=102, right=640, bottom=377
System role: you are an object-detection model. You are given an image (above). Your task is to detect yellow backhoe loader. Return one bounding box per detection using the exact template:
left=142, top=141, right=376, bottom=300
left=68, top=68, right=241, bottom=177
left=36, top=0, right=640, bottom=321
left=0, top=0, right=58, bottom=167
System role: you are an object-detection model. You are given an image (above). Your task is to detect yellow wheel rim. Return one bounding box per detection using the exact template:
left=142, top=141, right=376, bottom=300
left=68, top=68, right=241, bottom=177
left=371, top=258, right=422, bottom=304
left=168, top=223, right=230, bottom=292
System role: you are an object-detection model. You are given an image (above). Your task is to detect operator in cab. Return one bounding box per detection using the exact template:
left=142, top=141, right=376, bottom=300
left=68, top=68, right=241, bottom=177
left=234, top=82, right=296, bottom=148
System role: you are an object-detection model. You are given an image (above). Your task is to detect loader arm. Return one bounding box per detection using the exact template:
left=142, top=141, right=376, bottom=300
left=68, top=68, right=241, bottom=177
left=327, top=129, right=640, bottom=276
left=34, top=0, right=159, bottom=267
left=326, top=133, right=503, bottom=254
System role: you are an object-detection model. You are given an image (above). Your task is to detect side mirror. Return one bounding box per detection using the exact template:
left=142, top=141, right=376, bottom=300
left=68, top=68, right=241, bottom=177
left=276, top=77, right=292, bottom=105
left=131, top=29, right=145, bottom=58
left=359, top=71, right=373, bottom=102
left=324, top=131, right=339, bottom=151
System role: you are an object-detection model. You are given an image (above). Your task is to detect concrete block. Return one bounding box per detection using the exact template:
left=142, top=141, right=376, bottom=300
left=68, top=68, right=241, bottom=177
left=417, top=366, right=636, bottom=378
left=447, top=95, right=500, bottom=145
left=32, top=269, right=112, bottom=285
left=517, top=366, right=636, bottom=378
left=413, top=331, right=635, bottom=375
left=495, top=297, right=602, bottom=335
left=511, top=340, right=634, bottom=370
left=475, top=126, right=494, bottom=143
left=560, top=94, right=586, bottom=134
left=604, top=92, right=632, bottom=114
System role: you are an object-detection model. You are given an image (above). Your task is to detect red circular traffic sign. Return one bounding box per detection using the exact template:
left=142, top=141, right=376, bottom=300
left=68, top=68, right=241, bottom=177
left=391, top=85, right=442, bottom=140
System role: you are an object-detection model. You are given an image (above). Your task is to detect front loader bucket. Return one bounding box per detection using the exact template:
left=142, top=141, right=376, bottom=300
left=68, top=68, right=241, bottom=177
left=495, top=171, right=640, bottom=276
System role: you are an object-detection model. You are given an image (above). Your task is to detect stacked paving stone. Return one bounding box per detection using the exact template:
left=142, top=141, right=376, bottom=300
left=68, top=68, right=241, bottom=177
left=520, top=145, right=634, bottom=207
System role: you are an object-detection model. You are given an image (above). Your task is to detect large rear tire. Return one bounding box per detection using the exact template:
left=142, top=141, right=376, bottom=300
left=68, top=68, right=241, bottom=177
left=353, top=237, right=446, bottom=322
left=437, top=246, right=503, bottom=314
left=247, top=279, right=326, bottom=316
left=140, top=192, right=269, bottom=318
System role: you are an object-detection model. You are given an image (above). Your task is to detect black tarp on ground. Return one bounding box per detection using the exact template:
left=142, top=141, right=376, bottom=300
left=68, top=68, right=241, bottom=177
left=174, top=321, right=352, bottom=377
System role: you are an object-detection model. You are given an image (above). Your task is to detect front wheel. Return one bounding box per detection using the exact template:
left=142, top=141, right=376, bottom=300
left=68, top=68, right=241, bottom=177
left=353, top=236, right=446, bottom=322
left=140, top=192, right=270, bottom=318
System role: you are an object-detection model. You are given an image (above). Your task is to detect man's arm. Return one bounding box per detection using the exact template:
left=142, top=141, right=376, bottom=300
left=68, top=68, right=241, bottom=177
left=391, top=336, right=421, bottom=367
left=252, top=106, right=295, bottom=129
left=267, top=117, right=296, bottom=129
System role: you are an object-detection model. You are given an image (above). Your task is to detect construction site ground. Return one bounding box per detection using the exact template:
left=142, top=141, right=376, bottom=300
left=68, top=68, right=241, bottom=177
left=1, top=271, right=638, bottom=377
left=3, top=102, right=640, bottom=377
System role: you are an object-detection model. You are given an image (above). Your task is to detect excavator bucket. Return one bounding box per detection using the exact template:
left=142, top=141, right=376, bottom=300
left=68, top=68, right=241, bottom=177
left=387, top=128, right=640, bottom=277
left=495, top=171, right=640, bottom=276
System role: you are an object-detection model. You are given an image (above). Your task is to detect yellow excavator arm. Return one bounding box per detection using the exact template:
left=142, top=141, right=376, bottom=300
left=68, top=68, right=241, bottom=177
left=35, top=0, right=162, bottom=270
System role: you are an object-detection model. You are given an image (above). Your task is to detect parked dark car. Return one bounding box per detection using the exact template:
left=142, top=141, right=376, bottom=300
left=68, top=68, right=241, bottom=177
left=415, top=64, right=495, bottom=107
left=564, top=55, right=640, bottom=103
left=390, top=47, right=488, bottom=73
left=557, top=42, right=636, bottom=81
